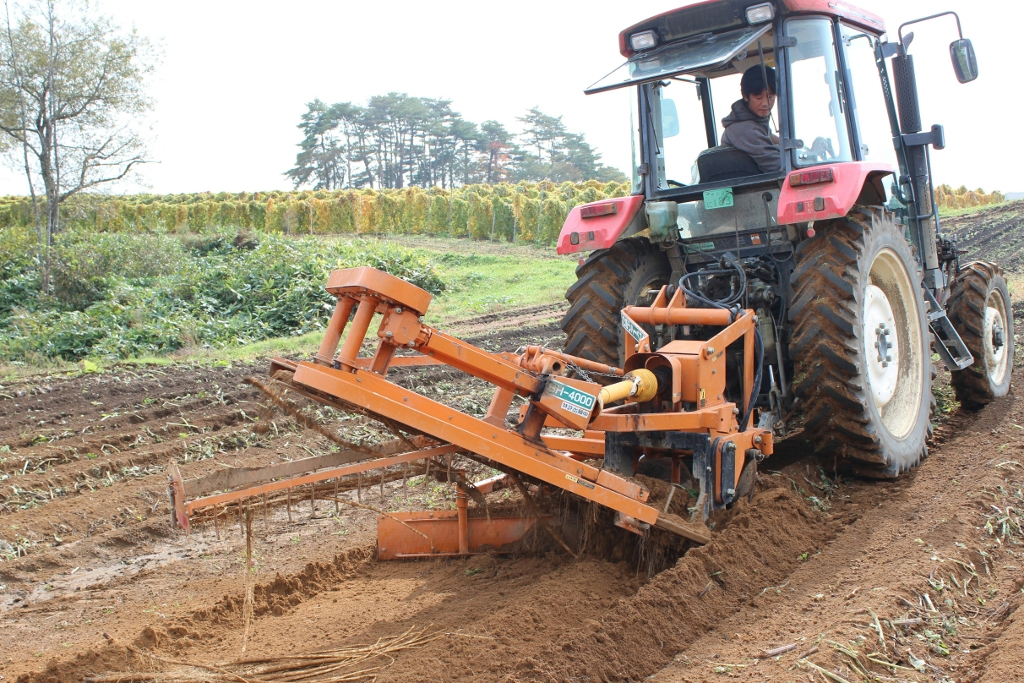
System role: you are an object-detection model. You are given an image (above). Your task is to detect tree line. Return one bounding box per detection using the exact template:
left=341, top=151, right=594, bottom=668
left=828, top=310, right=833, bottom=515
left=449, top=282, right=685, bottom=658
left=285, top=93, right=627, bottom=191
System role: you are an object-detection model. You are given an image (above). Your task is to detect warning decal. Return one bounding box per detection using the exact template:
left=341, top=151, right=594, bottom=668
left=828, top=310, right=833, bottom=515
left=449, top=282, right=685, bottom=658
left=621, top=312, right=646, bottom=343
left=545, top=380, right=597, bottom=413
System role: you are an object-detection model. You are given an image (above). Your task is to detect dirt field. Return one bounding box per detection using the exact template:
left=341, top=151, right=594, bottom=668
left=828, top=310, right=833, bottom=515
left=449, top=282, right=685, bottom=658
left=3, top=265, right=1024, bottom=682
left=944, top=200, right=1024, bottom=273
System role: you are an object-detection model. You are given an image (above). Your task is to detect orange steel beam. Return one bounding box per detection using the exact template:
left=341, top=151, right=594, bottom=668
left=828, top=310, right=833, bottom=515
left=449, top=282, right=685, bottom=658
left=355, top=355, right=443, bottom=369
left=315, top=297, right=355, bottom=365
left=338, top=297, right=378, bottom=370
left=623, top=304, right=734, bottom=327
left=377, top=510, right=548, bottom=560
left=542, top=435, right=605, bottom=456
left=182, top=444, right=458, bottom=515
left=288, top=361, right=659, bottom=524
left=590, top=403, right=738, bottom=433
left=421, top=330, right=541, bottom=396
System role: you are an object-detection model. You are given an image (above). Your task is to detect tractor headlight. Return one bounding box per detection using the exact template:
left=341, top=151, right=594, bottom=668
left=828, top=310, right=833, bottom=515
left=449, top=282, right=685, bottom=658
left=630, top=30, right=658, bottom=51
left=745, top=3, right=775, bottom=24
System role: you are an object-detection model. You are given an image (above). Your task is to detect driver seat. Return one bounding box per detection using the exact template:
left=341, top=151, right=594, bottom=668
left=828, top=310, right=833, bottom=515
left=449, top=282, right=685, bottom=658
left=697, top=145, right=761, bottom=184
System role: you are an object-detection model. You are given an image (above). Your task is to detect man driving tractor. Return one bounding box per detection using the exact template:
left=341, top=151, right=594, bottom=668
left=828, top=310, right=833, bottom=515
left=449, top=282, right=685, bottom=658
left=720, top=65, right=781, bottom=172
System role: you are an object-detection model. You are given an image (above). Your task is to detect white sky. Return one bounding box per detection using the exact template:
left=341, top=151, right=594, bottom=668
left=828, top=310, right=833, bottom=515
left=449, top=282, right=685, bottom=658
left=0, top=0, right=1019, bottom=195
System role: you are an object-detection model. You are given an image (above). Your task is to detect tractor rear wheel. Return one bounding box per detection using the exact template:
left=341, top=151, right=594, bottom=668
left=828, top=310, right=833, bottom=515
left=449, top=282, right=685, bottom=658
left=561, top=237, right=671, bottom=368
left=790, top=208, right=932, bottom=478
left=947, top=261, right=1014, bottom=410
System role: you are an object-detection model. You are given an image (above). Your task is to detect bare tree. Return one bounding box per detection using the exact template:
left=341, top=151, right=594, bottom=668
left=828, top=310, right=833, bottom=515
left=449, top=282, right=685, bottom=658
left=0, top=0, right=154, bottom=267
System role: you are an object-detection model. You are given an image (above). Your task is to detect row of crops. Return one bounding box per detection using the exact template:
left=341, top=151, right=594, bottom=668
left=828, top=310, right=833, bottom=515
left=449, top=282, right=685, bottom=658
left=0, top=180, right=632, bottom=243
left=0, top=228, right=451, bottom=362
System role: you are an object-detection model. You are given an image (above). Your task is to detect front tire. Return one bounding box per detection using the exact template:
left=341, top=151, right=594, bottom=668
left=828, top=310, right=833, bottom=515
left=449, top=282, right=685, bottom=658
left=947, top=261, right=1014, bottom=410
left=790, top=208, right=932, bottom=478
left=560, top=237, right=671, bottom=368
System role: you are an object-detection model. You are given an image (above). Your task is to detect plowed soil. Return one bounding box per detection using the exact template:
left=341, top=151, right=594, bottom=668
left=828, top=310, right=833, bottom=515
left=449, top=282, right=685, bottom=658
left=3, top=285, right=1024, bottom=682
left=943, top=200, right=1024, bottom=272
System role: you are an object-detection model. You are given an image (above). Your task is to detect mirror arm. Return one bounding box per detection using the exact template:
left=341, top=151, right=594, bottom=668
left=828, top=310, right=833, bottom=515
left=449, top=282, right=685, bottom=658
left=898, top=11, right=963, bottom=48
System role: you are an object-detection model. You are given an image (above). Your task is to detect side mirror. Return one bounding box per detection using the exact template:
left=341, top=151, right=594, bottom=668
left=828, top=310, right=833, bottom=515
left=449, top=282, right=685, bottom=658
left=950, top=38, right=978, bottom=83
left=661, top=98, right=680, bottom=138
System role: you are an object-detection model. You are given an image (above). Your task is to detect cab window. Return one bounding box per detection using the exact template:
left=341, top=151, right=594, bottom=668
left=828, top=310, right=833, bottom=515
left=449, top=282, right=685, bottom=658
left=785, top=18, right=853, bottom=167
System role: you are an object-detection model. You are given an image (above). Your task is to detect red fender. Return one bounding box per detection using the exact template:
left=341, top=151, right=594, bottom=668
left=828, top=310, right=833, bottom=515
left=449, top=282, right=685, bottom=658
left=777, top=161, right=895, bottom=224
left=556, top=195, right=646, bottom=255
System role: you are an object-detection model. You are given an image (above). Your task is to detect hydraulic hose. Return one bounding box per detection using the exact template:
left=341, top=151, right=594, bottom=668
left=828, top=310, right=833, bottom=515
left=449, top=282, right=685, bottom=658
left=679, top=257, right=747, bottom=314
left=678, top=256, right=763, bottom=429
left=739, top=326, right=764, bottom=432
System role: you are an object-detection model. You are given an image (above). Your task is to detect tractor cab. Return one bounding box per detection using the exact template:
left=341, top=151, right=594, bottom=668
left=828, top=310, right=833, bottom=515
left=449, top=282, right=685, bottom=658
left=581, top=0, right=895, bottom=249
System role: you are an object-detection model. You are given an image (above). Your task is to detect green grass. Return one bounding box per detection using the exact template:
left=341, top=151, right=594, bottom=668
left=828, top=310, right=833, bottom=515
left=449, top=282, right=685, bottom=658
left=938, top=201, right=1007, bottom=218
left=423, top=252, right=577, bottom=323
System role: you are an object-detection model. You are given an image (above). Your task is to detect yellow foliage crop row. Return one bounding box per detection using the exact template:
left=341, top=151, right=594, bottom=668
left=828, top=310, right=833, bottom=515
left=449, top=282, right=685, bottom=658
left=934, top=184, right=1005, bottom=211
left=0, top=180, right=631, bottom=244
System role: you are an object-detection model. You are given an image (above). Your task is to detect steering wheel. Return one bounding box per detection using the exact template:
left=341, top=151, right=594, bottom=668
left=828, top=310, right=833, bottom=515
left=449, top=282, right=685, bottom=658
left=666, top=179, right=687, bottom=188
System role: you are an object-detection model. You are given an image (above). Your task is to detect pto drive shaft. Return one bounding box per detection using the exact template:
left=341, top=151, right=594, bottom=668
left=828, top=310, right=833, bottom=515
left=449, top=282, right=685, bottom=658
left=597, top=369, right=658, bottom=410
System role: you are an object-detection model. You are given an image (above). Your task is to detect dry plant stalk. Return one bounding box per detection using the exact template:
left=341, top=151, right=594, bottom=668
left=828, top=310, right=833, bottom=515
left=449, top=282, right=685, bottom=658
left=241, top=508, right=255, bottom=655
left=763, top=643, right=797, bottom=657
left=798, top=659, right=852, bottom=683
left=90, top=626, right=443, bottom=683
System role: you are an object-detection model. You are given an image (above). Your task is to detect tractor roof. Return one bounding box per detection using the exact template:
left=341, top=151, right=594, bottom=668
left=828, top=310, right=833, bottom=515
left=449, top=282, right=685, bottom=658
left=618, top=0, right=885, bottom=57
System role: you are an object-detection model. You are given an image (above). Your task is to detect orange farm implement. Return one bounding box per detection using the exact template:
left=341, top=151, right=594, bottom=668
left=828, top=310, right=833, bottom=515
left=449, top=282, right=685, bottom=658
left=169, top=266, right=774, bottom=557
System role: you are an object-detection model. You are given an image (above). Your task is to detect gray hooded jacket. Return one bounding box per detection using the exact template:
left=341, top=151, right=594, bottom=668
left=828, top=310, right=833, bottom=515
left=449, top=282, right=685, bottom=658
left=720, top=99, right=781, bottom=173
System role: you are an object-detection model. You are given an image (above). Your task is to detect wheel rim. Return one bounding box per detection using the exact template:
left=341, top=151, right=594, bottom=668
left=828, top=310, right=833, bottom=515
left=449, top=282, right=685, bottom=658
left=862, top=248, right=924, bottom=439
left=984, top=288, right=1010, bottom=385
left=864, top=284, right=899, bottom=406
left=632, top=275, right=669, bottom=308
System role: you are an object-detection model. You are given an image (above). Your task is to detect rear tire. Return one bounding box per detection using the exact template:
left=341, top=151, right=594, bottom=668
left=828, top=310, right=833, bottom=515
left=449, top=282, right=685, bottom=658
left=947, top=261, right=1014, bottom=410
left=560, top=237, right=671, bottom=368
left=790, top=208, right=932, bottom=478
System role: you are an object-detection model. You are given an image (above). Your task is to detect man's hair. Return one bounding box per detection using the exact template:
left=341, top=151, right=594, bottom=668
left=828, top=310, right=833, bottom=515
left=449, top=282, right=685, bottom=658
left=741, top=65, right=776, bottom=98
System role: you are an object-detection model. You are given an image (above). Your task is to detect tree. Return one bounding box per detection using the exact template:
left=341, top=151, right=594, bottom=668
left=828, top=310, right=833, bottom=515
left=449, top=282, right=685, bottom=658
left=286, top=99, right=346, bottom=190
left=517, top=107, right=566, bottom=164
left=0, top=0, right=154, bottom=257
left=479, top=120, right=514, bottom=184
left=511, top=107, right=627, bottom=184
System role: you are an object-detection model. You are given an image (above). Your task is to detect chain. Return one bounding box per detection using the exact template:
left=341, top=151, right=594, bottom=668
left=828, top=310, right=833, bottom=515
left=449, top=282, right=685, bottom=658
left=514, top=345, right=623, bottom=382
left=565, top=360, right=623, bottom=382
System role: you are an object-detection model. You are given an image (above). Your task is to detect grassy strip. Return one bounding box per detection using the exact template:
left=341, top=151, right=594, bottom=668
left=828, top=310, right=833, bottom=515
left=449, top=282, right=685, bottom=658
left=937, top=201, right=1010, bottom=218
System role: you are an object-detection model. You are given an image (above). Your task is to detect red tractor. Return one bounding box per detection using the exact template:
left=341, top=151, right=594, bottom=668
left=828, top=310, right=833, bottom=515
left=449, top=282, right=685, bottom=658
left=558, top=1, right=1012, bottom=478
